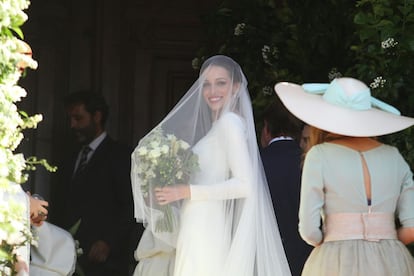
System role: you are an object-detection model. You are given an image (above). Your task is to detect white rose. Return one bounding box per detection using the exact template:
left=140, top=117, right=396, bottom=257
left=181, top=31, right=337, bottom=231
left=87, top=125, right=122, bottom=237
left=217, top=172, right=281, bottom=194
left=150, top=141, right=160, bottom=148
left=160, top=145, right=169, bottom=154
left=176, top=170, right=183, bottom=179
left=137, top=146, right=148, bottom=156
left=146, top=170, right=156, bottom=178
left=180, top=140, right=190, bottom=150
left=149, top=148, right=161, bottom=158
left=0, top=228, right=7, bottom=241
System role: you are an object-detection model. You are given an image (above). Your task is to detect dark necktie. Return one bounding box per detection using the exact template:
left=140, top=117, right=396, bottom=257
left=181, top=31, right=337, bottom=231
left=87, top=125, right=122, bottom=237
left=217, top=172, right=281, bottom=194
left=75, top=146, right=91, bottom=174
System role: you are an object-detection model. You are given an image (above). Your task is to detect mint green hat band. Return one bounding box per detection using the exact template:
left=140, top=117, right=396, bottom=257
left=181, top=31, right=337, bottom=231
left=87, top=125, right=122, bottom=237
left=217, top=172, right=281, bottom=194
left=302, top=79, right=400, bottom=115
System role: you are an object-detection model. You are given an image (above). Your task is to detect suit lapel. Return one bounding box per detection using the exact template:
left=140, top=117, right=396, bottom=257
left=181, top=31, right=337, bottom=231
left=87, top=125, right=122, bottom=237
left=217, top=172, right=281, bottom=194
left=84, top=136, right=112, bottom=170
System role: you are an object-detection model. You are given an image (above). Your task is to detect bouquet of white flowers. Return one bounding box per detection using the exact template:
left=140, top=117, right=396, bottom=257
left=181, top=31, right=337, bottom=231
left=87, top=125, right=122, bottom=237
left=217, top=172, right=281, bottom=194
left=134, top=127, right=199, bottom=232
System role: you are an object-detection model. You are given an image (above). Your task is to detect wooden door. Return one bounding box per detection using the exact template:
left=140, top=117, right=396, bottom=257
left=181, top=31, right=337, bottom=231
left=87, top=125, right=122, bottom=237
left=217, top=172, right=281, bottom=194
left=20, top=0, right=220, bottom=198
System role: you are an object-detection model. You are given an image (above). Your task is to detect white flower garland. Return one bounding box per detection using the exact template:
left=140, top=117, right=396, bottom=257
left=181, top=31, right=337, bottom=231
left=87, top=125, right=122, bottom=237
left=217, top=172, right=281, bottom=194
left=0, top=0, right=45, bottom=273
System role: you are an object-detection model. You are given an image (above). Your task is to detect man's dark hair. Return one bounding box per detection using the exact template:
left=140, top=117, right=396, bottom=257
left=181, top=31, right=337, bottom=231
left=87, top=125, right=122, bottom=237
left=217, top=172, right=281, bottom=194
left=64, top=91, right=109, bottom=126
left=263, top=98, right=302, bottom=139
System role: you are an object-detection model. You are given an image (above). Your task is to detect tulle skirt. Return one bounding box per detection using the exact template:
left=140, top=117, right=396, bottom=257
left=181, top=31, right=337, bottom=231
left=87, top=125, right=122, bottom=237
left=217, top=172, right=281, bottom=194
left=133, top=252, right=174, bottom=276
left=302, top=239, right=414, bottom=276
left=133, top=229, right=175, bottom=276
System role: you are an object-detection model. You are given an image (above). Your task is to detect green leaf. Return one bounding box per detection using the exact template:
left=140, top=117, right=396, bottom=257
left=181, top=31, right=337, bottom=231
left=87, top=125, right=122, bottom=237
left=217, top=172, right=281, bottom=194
left=68, top=219, right=82, bottom=236
left=11, top=26, right=24, bottom=39
left=354, top=12, right=368, bottom=25
left=408, top=40, right=414, bottom=51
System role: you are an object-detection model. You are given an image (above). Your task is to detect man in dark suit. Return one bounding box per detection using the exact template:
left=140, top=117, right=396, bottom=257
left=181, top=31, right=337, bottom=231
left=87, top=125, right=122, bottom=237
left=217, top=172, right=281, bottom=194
left=260, top=99, right=313, bottom=276
left=51, top=91, right=138, bottom=275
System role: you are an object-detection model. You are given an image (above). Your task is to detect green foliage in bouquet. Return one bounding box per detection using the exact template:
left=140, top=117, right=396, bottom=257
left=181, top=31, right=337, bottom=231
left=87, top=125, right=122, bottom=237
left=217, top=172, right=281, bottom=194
left=135, top=127, right=199, bottom=232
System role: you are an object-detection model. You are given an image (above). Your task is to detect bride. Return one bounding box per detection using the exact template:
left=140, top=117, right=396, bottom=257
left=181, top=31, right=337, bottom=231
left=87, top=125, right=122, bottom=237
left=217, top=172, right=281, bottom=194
left=131, top=55, right=291, bottom=276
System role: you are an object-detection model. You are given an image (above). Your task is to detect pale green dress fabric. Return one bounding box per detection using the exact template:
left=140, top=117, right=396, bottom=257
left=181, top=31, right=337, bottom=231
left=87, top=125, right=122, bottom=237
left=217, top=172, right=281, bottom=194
left=299, top=143, right=414, bottom=276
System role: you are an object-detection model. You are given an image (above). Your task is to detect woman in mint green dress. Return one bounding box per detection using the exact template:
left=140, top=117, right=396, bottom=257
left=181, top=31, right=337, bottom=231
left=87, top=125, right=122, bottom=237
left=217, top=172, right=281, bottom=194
left=275, top=77, right=414, bottom=276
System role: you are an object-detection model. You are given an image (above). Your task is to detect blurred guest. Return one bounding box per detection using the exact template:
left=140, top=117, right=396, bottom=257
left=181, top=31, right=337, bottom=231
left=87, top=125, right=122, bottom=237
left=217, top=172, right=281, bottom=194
left=300, top=124, right=311, bottom=152
left=260, top=100, right=313, bottom=276
left=51, top=91, right=137, bottom=276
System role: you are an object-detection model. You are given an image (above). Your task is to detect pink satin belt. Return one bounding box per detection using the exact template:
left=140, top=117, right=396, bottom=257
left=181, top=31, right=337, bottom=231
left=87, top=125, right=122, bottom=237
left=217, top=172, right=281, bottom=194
left=323, top=212, right=397, bottom=242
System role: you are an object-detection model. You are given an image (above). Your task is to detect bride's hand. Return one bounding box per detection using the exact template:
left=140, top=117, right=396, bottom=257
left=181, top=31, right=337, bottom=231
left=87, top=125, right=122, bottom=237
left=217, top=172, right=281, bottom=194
left=154, top=184, right=190, bottom=205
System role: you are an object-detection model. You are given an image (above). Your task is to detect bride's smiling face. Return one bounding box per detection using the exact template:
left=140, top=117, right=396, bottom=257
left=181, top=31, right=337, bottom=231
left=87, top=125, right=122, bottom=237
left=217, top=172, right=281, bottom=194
left=202, top=65, right=235, bottom=112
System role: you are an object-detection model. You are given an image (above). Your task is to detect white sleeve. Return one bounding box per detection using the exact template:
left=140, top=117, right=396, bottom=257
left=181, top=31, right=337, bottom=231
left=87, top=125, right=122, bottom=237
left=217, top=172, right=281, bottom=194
left=190, top=113, right=252, bottom=200
left=396, top=149, right=414, bottom=227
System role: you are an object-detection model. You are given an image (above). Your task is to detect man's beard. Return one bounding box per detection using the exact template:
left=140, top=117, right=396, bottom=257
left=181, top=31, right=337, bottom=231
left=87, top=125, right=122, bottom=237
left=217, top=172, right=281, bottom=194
left=73, top=125, right=97, bottom=145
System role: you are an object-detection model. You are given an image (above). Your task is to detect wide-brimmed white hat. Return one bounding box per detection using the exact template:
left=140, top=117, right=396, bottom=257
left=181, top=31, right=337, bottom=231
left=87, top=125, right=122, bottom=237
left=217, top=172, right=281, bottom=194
left=274, top=77, right=414, bottom=137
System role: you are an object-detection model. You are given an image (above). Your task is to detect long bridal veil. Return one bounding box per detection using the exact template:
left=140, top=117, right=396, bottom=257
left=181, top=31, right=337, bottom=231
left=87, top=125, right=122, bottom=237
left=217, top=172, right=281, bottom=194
left=131, top=55, right=291, bottom=275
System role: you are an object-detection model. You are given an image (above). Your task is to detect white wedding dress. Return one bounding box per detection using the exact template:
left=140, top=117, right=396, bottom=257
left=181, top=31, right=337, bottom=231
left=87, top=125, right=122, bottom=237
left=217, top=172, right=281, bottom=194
left=174, top=112, right=252, bottom=276
left=134, top=112, right=252, bottom=276
left=133, top=55, right=291, bottom=276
